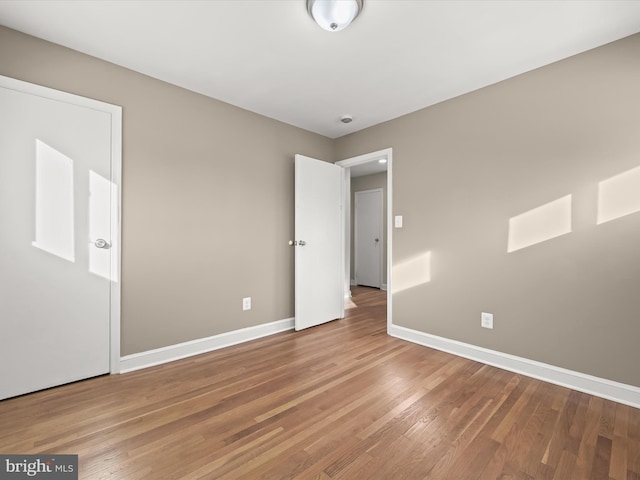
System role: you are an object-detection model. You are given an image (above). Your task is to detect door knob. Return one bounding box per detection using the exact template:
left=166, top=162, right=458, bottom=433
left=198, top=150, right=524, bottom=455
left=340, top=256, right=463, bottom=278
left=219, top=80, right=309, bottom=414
left=289, top=240, right=297, bottom=246
left=94, top=239, right=111, bottom=249
left=374, top=238, right=379, bottom=243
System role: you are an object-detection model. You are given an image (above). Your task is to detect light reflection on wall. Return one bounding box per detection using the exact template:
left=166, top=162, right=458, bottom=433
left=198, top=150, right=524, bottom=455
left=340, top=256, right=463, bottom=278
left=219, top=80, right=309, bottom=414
left=507, top=195, right=572, bottom=253
left=393, top=251, right=431, bottom=293
left=89, top=170, right=118, bottom=282
left=32, top=140, right=75, bottom=262
left=597, top=165, right=640, bottom=225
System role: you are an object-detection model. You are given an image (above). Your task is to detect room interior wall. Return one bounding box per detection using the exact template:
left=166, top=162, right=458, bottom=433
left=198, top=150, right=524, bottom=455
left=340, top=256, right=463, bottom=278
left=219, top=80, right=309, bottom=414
left=3, top=25, right=639, bottom=389
left=0, top=26, right=334, bottom=356
left=335, top=33, right=640, bottom=388
left=350, top=172, right=388, bottom=286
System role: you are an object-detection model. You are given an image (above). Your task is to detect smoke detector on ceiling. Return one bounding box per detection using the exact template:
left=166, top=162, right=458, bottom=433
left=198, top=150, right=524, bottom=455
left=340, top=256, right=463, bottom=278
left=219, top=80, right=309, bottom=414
left=340, top=115, right=353, bottom=124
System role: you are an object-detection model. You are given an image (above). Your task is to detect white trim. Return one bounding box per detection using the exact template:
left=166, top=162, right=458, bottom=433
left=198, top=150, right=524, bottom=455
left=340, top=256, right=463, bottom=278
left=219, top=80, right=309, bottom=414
left=120, top=318, right=295, bottom=373
left=389, top=324, right=640, bottom=409
left=340, top=166, right=346, bottom=320
left=341, top=167, right=353, bottom=302
left=0, top=75, right=122, bottom=375
left=381, top=283, right=388, bottom=291
left=387, top=152, right=392, bottom=331
left=109, top=96, right=123, bottom=375
left=336, top=148, right=393, bottom=330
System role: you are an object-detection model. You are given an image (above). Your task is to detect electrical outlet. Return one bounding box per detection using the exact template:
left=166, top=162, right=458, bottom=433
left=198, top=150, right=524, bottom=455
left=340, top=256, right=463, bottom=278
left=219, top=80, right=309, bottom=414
left=242, top=297, right=251, bottom=311
left=481, top=312, right=493, bottom=329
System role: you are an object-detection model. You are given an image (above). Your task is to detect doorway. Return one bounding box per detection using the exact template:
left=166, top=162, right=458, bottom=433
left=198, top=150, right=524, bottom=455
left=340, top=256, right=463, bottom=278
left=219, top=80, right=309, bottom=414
left=336, top=148, right=392, bottom=330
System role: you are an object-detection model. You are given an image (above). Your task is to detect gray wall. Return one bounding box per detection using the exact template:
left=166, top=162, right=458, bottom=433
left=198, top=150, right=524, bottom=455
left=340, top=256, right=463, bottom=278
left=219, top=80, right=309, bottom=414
left=0, top=26, right=334, bottom=356
left=3, top=25, right=640, bottom=388
left=350, top=172, right=388, bottom=286
left=336, top=33, right=640, bottom=387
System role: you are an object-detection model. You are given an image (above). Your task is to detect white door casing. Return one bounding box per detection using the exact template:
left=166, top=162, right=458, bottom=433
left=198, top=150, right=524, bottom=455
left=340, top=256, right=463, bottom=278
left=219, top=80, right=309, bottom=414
left=355, top=189, right=383, bottom=288
left=0, top=75, right=121, bottom=399
left=294, top=154, right=344, bottom=330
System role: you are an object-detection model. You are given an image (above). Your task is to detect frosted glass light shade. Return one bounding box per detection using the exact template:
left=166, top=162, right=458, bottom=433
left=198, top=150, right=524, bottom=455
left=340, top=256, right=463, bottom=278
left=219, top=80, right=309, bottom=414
left=307, top=0, right=363, bottom=32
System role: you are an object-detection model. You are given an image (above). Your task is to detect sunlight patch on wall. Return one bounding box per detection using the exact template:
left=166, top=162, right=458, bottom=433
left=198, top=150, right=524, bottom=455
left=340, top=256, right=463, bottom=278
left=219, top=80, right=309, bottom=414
left=393, top=251, right=431, bottom=293
left=508, top=195, right=572, bottom=253
left=89, top=170, right=118, bottom=282
left=597, top=165, right=640, bottom=225
left=32, top=140, right=75, bottom=262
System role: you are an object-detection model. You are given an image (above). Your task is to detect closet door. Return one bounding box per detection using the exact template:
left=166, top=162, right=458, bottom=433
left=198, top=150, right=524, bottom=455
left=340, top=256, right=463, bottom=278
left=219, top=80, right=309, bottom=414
left=0, top=77, right=119, bottom=399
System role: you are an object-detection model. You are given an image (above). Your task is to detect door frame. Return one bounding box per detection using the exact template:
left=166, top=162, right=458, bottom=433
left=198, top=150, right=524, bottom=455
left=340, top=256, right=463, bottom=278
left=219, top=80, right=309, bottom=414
left=354, top=188, right=383, bottom=288
left=0, top=75, right=122, bottom=374
left=336, top=148, right=392, bottom=331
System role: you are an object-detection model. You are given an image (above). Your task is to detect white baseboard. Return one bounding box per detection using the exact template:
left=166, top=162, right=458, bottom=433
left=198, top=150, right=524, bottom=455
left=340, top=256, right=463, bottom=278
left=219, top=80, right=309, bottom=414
left=389, top=324, right=640, bottom=409
left=120, top=318, right=295, bottom=373
left=381, top=283, right=388, bottom=291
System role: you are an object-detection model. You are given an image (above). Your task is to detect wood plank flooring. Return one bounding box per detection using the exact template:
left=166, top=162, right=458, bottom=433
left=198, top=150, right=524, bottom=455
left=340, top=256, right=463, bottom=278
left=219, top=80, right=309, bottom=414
left=1, top=286, right=639, bottom=479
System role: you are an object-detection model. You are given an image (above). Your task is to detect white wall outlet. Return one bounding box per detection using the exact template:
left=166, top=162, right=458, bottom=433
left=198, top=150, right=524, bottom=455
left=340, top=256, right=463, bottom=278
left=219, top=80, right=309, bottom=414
left=481, top=312, right=493, bottom=329
left=394, top=215, right=403, bottom=228
left=242, top=297, right=251, bottom=311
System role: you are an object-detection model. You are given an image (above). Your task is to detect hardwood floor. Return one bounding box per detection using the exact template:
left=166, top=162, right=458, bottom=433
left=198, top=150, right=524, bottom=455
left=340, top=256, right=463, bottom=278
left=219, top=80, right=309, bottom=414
left=1, top=286, right=639, bottom=479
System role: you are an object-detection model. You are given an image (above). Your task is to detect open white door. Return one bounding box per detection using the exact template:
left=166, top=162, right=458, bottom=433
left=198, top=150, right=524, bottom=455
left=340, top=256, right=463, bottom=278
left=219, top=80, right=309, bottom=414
left=294, top=154, right=344, bottom=330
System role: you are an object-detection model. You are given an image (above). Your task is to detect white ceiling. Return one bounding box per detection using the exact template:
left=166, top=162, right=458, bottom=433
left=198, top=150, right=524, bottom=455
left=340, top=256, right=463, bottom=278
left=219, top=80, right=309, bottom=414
left=1, top=1, right=640, bottom=139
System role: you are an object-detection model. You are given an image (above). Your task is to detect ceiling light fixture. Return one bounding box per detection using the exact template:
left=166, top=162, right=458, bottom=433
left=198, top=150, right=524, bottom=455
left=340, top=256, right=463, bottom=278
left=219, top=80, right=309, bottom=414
left=340, top=115, right=353, bottom=123
left=307, top=0, right=363, bottom=32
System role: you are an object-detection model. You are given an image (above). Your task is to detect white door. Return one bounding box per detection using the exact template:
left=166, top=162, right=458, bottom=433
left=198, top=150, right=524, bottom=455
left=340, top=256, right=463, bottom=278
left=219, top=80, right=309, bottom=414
left=0, top=77, right=120, bottom=400
left=355, top=189, right=383, bottom=288
left=294, top=154, right=344, bottom=330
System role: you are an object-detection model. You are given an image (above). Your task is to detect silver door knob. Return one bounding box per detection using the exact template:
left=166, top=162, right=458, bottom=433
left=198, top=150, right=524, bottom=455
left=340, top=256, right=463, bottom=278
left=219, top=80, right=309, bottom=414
left=289, top=240, right=297, bottom=246
left=374, top=238, right=379, bottom=243
left=94, top=239, right=111, bottom=249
